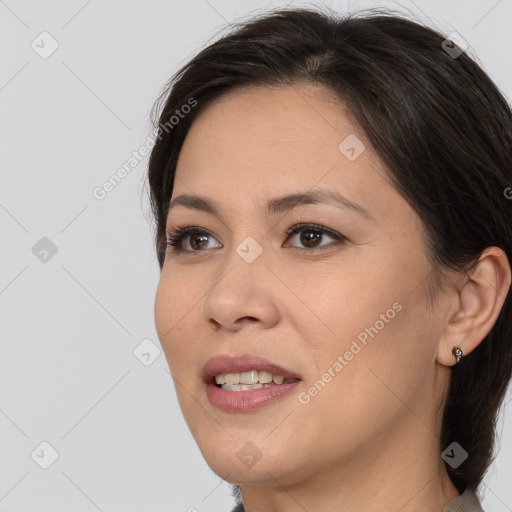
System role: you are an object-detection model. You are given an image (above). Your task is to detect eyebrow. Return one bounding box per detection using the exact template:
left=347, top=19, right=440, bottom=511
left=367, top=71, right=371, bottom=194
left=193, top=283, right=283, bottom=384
left=167, top=189, right=375, bottom=220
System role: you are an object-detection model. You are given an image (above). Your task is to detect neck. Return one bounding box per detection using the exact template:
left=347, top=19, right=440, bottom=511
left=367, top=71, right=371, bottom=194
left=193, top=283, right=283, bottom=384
left=237, top=414, right=459, bottom=512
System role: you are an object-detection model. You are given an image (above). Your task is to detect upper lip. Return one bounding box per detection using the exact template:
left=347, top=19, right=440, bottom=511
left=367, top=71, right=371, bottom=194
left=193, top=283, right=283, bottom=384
left=202, top=354, right=302, bottom=383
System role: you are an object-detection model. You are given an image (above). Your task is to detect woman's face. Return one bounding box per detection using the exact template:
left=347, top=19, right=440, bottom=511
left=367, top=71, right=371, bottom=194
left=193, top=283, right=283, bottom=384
left=155, top=84, right=451, bottom=486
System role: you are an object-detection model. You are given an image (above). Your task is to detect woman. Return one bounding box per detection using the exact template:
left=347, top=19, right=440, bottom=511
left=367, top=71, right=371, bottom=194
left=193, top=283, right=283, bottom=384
left=147, top=7, right=511, bottom=512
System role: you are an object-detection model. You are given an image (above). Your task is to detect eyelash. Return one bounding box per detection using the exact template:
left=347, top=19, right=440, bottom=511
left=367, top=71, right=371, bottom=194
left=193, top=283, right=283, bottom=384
left=165, top=223, right=346, bottom=254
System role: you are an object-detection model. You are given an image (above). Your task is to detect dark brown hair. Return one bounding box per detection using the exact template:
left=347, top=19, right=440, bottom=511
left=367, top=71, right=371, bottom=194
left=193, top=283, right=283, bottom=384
left=148, top=6, right=512, bottom=495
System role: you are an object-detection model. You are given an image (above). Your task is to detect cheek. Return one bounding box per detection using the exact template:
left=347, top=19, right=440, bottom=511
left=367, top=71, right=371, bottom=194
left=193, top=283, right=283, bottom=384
left=304, top=254, right=434, bottom=399
left=302, top=265, right=397, bottom=343
left=155, top=263, right=203, bottom=328
left=154, top=270, right=201, bottom=374
left=154, top=276, right=174, bottom=347
left=297, top=297, right=432, bottom=452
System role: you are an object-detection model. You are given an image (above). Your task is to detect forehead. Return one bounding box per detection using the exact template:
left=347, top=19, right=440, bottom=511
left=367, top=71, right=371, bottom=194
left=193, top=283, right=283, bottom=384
left=173, top=84, right=407, bottom=225
left=180, top=83, right=352, bottom=155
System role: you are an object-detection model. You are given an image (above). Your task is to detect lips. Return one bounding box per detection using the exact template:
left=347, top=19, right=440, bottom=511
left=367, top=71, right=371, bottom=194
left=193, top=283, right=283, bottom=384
left=202, top=354, right=302, bottom=384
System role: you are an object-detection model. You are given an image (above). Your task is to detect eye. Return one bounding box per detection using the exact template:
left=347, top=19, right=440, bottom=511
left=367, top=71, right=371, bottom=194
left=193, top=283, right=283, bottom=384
left=166, top=227, right=222, bottom=253
left=166, top=223, right=345, bottom=255
left=283, top=223, right=346, bottom=251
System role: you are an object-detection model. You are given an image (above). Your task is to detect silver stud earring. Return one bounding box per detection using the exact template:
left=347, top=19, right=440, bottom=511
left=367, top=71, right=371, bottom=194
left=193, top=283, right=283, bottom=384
left=452, top=346, right=464, bottom=364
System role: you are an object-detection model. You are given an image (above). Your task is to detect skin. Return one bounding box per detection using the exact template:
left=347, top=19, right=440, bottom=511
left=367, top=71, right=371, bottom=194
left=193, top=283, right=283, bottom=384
left=154, top=83, right=511, bottom=512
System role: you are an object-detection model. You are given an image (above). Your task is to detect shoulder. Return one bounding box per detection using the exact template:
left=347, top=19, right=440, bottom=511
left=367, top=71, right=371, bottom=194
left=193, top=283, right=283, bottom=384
left=229, top=488, right=485, bottom=512
left=442, top=489, right=486, bottom=512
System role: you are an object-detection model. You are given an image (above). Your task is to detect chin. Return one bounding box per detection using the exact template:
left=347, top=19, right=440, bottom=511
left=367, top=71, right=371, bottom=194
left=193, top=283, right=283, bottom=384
left=193, top=430, right=307, bottom=486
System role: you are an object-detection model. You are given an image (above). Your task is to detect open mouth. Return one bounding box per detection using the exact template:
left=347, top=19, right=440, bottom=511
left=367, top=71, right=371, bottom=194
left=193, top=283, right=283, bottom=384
left=204, top=356, right=303, bottom=410
left=214, top=370, right=301, bottom=391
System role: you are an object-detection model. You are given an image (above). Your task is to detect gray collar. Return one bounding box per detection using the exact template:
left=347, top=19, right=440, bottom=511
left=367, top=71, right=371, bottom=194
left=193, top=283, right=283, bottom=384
left=442, top=490, right=485, bottom=512
left=231, top=489, right=485, bottom=512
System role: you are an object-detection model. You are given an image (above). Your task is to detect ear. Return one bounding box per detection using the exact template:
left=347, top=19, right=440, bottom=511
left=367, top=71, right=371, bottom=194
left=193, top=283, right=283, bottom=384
left=436, top=246, right=511, bottom=366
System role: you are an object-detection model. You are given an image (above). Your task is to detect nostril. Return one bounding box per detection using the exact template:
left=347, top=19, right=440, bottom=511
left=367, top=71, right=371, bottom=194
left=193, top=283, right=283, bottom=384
left=208, top=318, right=221, bottom=329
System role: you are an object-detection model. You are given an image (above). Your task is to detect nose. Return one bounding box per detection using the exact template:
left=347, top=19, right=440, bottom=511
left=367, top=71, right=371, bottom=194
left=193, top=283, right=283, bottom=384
left=202, top=260, right=280, bottom=332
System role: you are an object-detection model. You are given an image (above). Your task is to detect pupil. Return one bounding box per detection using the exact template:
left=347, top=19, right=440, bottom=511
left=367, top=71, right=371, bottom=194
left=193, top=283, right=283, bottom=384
left=300, top=230, right=321, bottom=248
left=191, top=234, right=208, bottom=250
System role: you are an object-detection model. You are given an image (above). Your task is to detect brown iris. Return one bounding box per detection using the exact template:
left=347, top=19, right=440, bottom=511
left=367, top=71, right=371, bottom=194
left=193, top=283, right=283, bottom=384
left=190, top=234, right=209, bottom=250
left=300, top=229, right=322, bottom=248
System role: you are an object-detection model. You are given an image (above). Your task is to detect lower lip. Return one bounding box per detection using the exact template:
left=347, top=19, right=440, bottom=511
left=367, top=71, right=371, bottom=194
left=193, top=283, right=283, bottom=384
left=206, top=381, right=301, bottom=412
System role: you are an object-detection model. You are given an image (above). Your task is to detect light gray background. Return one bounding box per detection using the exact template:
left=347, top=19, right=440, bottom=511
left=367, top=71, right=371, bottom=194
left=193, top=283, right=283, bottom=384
left=1, top=1, right=511, bottom=511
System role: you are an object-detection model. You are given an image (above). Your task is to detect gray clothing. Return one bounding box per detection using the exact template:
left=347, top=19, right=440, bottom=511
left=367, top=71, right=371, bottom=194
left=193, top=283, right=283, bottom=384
left=230, top=489, right=485, bottom=512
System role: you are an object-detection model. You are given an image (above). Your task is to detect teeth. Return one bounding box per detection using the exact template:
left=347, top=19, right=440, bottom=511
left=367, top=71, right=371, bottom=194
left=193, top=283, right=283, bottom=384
left=259, top=371, right=273, bottom=384
left=222, top=384, right=264, bottom=391
left=214, top=370, right=294, bottom=389
left=224, top=373, right=240, bottom=385
left=240, top=370, right=258, bottom=384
